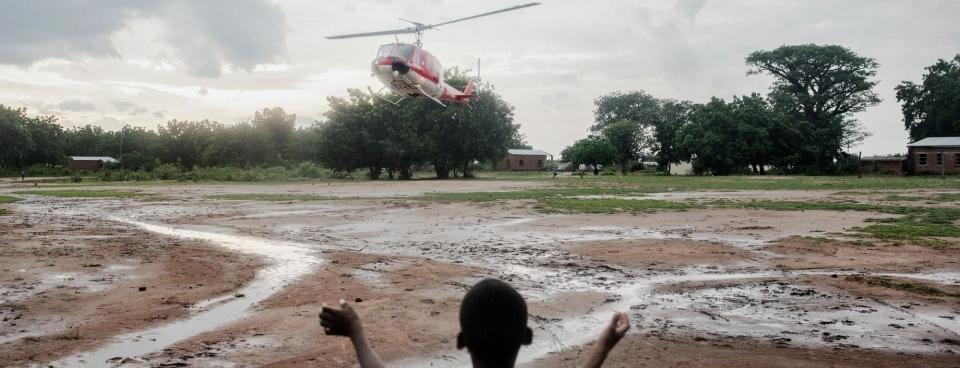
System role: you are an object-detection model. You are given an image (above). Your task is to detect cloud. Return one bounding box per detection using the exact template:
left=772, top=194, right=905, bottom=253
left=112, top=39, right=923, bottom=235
left=111, top=100, right=148, bottom=114
left=157, top=0, right=288, bottom=77
left=56, top=100, right=96, bottom=112
left=674, top=0, right=708, bottom=25
left=153, top=110, right=166, bottom=119
left=0, top=0, right=287, bottom=78
left=0, top=1, right=133, bottom=65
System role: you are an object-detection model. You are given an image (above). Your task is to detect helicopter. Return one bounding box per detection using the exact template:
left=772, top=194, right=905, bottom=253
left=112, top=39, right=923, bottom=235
left=326, top=2, right=541, bottom=106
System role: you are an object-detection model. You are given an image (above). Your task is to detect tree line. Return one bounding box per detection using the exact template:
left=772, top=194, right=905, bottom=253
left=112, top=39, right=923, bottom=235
left=0, top=105, right=318, bottom=173
left=563, top=45, right=960, bottom=175
left=0, top=69, right=525, bottom=180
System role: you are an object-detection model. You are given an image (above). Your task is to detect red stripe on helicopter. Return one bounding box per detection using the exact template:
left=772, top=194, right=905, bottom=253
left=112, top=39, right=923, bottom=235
left=375, top=59, right=438, bottom=84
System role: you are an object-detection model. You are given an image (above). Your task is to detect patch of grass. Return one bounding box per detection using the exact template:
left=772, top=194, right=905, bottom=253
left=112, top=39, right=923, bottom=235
left=715, top=200, right=960, bottom=248
left=0, top=209, right=7, bottom=216
left=425, top=186, right=649, bottom=202
left=13, top=190, right=146, bottom=198
left=711, top=199, right=883, bottom=212
left=538, top=198, right=697, bottom=213
left=885, top=193, right=960, bottom=203
left=0, top=195, right=21, bottom=203
left=211, top=193, right=335, bottom=201
left=845, top=275, right=960, bottom=297
left=511, top=175, right=960, bottom=191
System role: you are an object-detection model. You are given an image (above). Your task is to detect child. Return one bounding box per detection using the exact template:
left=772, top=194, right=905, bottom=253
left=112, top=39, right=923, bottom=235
left=320, top=278, right=630, bottom=368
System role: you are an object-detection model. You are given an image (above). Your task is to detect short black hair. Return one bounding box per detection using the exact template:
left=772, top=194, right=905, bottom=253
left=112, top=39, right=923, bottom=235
left=458, top=278, right=531, bottom=366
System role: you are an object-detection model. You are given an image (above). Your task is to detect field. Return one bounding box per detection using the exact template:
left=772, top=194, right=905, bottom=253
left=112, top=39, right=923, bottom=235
left=1, top=174, right=959, bottom=367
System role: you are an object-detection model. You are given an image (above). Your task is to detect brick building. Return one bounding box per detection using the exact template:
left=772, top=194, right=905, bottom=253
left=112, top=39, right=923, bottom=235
left=860, top=156, right=905, bottom=175
left=907, top=137, right=960, bottom=175
left=495, top=149, right=550, bottom=171
left=68, top=156, right=118, bottom=173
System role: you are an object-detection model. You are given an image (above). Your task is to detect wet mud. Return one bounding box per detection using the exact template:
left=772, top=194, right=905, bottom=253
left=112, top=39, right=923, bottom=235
left=0, top=184, right=958, bottom=367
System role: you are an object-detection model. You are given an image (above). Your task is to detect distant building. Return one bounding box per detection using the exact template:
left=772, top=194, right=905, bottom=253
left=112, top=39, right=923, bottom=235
left=495, top=149, right=550, bottom=171
left=907, top=137, right=960, bottom=175
left=68, top=156, right=118, bottom=173
left=860, top=156, right=905, bottom=175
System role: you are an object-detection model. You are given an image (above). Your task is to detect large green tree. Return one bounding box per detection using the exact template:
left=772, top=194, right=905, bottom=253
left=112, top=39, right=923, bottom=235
left=896, top=54, right=960, bottom=142
left=746, top=44, right=880, bottom=170
left=591, top=90, right=659, bottom=130
left=674, top=95, right=796, bottom=175
left=674, top=98, right=744, bottom=175
left=0, top=106, right=35, bottom=168
left=592, top=91, right=691, bottom=172
left=650, top=99, right=691, bottom=170
left=602, top=120, right=640, bottom=174
left=560, top=137, right=618, bottom=175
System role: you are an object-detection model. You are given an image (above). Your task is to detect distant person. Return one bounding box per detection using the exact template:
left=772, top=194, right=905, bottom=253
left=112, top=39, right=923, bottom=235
left=578, top=163, right=586, bottom=179
left=551, top=167, right=558, bottom=179
left=20, top=170, right=25, bottom=183
left=319, top=278, right=630, bottom=368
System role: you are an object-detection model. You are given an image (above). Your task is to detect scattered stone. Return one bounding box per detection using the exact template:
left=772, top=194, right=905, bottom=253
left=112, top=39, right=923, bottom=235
left=354, top=297, right=363, bottom=303
left=138, top=286, right=147, bottom=292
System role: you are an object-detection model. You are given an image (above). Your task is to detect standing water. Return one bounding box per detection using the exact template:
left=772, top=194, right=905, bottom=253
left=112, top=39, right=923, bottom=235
left=53, top=218, right=323, bottom=367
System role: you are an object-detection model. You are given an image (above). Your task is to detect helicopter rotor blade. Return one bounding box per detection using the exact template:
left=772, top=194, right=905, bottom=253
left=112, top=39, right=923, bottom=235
left=427, top=2, right=541, bottom=28
left=326, top=28, right=417, bottom=40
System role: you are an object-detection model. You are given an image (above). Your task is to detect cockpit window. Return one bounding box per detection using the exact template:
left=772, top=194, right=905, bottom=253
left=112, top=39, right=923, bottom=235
left=377, top=44, right=416, bottom=60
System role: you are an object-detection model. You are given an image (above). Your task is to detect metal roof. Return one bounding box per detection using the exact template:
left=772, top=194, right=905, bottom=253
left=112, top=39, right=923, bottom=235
left=907, top=137, right=960, bottom=147
left=70, top=156, right=119, bottom=162
left=507, top=149, right=550, bottom=156
left=861, top=156, right=904, bottom=161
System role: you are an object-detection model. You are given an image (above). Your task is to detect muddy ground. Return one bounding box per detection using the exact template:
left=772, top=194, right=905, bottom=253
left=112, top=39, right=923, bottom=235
left=0, top=179, right=958, bottom=367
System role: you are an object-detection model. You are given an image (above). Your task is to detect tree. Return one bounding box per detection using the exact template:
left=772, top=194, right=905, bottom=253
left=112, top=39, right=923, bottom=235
left=650, top=99, right=691, bottom=171
left=425, top=68, right=517, bottom=178
left=896, top=54, right=960, bottom=142
left=202, top=122, right=272, bottom=168
left=0, top=106, right=34, bottom=168
left=592, top=91, right=691, bottom=172
left=592, top=90, right=659, bottom=131
left=508, top=128, right=532, bottom=149
left=64, top=125, right=115, bottom=157
left=156, top=119, right=219, bottom=169
left=602, top=120, right=640, bottom=174
left=252, top=107, right=296, bottom=161
left=560, top=137, right=617, bottom=175
left=674, top=98, right=746, bottom=175
left=673, top=95, right=795, bottom=175
left=22, top=115, right=65, bottom=166
left=746, top=44, right=880, bottom=170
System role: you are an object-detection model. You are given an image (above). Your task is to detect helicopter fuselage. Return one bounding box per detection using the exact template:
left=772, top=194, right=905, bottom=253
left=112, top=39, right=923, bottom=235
left=371, top=43, right=472, bottom=105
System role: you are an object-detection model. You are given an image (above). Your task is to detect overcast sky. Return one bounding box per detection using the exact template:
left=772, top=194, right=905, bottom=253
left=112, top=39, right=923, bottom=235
left=1, top=0, right=958, bottom=156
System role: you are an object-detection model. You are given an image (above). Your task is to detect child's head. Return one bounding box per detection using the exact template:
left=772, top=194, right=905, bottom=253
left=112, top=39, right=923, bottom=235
left=457, top=278, right=533, bottom=367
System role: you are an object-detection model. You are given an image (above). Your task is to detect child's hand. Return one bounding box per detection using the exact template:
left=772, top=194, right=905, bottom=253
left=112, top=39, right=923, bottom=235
left=598, top=312, right=630, bottom=351
left=319, top=299, right=363, bottom=338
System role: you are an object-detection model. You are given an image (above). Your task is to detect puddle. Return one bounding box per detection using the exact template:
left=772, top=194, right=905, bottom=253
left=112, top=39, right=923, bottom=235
left=52, top=219, right=324, bottom=367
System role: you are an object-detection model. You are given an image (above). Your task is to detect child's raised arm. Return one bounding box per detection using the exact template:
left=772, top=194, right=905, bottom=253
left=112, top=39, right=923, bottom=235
left=581, top=312, right=631, bottom=368
left=319, top=300, right=387, bottom=368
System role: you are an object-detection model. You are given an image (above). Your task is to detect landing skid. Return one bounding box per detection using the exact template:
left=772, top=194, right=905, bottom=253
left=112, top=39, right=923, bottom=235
left=416, top=84, right=446, bottom=107
left=368, top=86, right=407, bottom=106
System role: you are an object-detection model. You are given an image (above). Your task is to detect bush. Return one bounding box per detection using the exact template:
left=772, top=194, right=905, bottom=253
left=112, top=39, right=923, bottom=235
left=151, top=164, right=180, bottom=180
